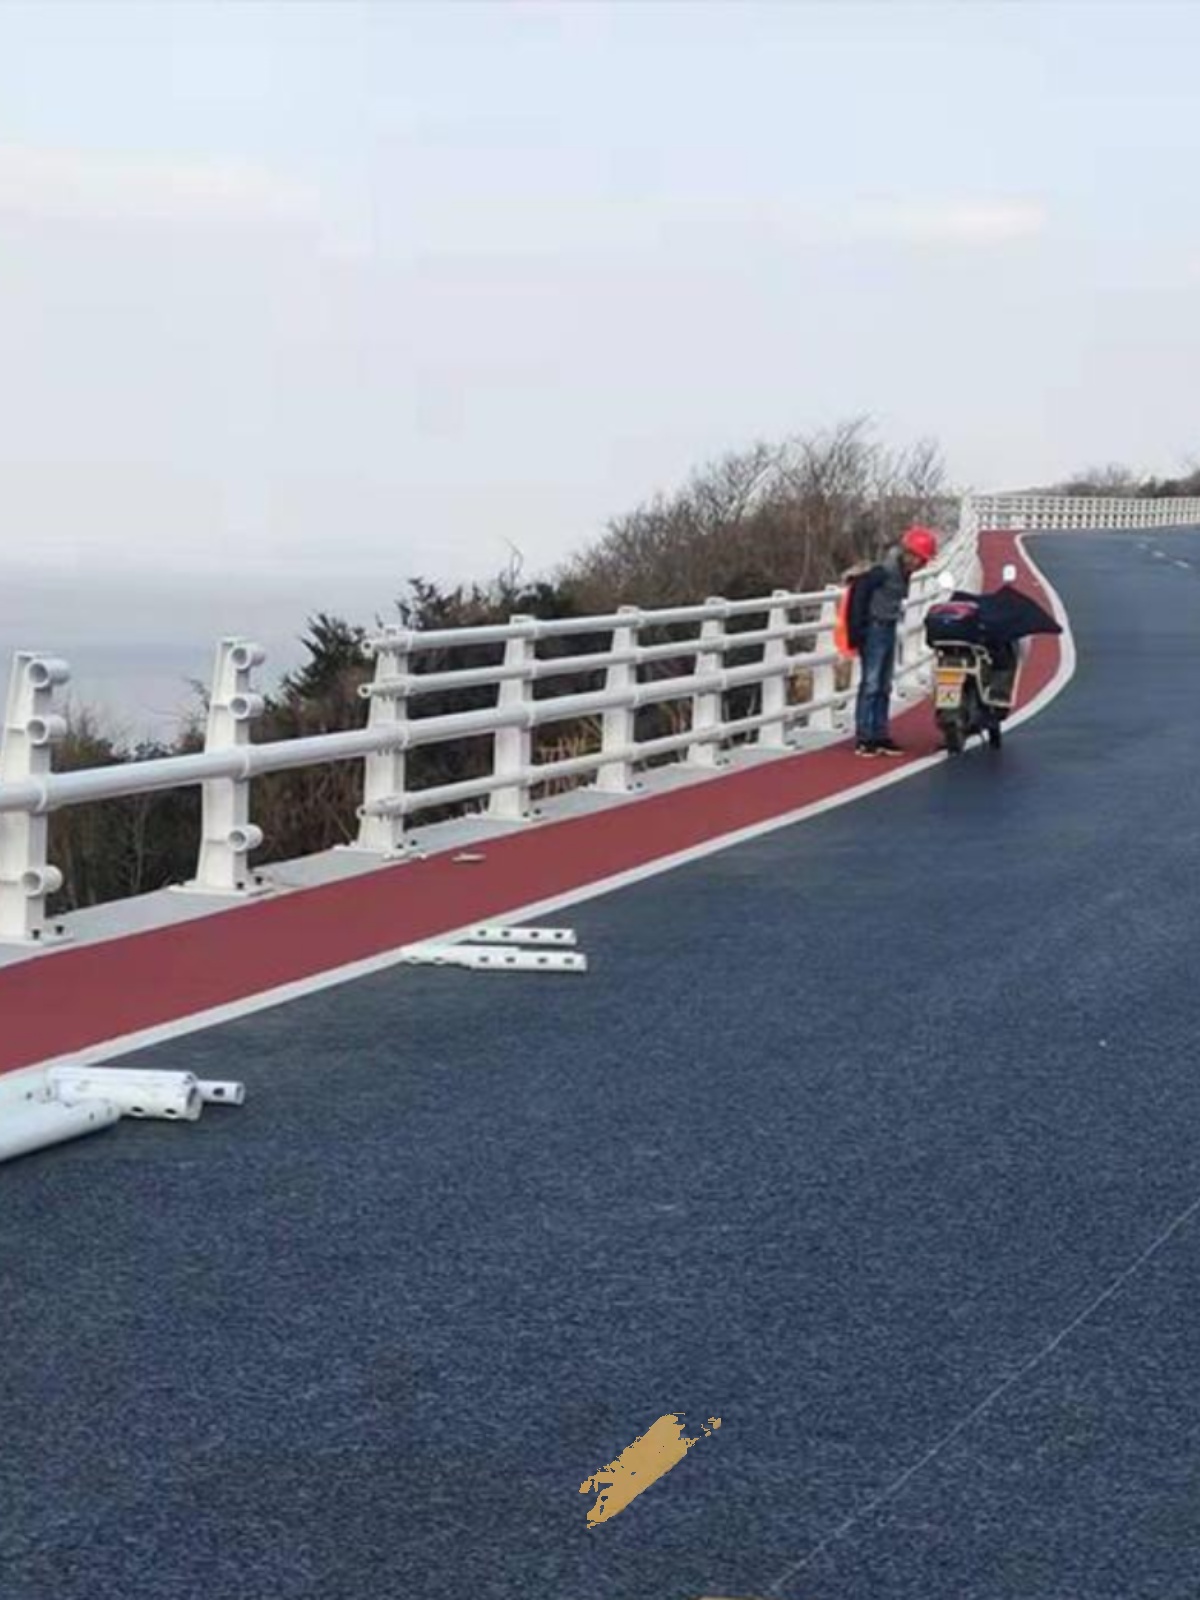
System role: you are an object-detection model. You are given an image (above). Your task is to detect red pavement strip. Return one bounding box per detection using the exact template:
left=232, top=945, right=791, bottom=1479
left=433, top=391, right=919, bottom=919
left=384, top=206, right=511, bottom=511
left=0, top=534, right=1062, bottom=1076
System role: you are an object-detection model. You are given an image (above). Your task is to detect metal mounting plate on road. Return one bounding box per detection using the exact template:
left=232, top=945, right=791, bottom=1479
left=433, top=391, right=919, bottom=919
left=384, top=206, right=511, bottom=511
left=401, top=942, right=588, bottom=973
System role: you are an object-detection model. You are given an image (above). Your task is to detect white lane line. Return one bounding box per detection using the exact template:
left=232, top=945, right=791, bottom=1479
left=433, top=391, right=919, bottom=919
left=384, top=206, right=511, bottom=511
left=1004, top=534, right=1078, bottom=734
left=6, top=542, right=1078, bottom=1077
left=764, top=1183, right=1200, bottom=1592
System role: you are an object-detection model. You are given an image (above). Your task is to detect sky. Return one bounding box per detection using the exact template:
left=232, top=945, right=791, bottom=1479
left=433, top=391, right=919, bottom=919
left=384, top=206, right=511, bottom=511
left=1, top=0, right=1198, bottom=734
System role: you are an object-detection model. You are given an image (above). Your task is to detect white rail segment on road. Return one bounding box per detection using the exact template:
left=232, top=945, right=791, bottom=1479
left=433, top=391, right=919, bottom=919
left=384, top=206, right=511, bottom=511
left=401, top=943, right=589, bottom=974
left=399, top=923, right=589, bottom=975
left=48, top=1065, right=204, bottom=1121
left=0, top=1097, right=122, bottom=1163
left=0, top=1063, right=246, bottom=1163
left=0, top=491, right=1193, bottom=948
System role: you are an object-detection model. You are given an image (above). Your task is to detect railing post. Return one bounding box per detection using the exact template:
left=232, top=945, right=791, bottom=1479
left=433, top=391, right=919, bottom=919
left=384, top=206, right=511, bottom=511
left=595, top=606, right=639, bottom=793
left=488, top=617, right=535, bottom=821
left=687, top=601, right=726, bottom=767
left=757, top=590, right=791, bottom=752
left=0, top=653, right=68, bottom=944
left=356, top=627, right=410, bottom=855
left=186, top=639, right=265, bottom=894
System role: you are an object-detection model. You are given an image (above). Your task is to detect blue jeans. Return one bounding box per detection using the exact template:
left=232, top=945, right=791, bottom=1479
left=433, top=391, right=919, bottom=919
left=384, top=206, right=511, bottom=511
left=855, top=622, right=897, bottom=744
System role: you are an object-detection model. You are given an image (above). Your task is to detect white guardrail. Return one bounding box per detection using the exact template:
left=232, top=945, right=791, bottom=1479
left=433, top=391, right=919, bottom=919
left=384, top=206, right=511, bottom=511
left=0, top=491, right=1194, bottom=947
left=962, top=492, right=1200, bottom=534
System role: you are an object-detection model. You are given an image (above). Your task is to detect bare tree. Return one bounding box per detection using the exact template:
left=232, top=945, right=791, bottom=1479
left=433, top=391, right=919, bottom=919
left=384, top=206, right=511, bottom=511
left=560, top=419, right=950, bottom=611
left=1056, top=463, right=1139, bottom=496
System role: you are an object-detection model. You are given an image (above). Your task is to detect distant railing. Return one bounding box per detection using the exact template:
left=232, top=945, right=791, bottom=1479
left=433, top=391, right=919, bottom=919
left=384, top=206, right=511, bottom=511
left=0, top=522, right=987, bottom=943
left=962, top=492, right=1200, bottom=535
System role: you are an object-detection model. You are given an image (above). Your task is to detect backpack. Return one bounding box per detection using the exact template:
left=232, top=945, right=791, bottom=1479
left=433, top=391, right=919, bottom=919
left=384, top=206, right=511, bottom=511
left=833, top=565, right=873, bottom=658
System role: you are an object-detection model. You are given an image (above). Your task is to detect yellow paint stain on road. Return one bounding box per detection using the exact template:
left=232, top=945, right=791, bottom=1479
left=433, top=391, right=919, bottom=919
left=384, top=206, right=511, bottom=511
left=580, top=1413, right=721, bottom=1527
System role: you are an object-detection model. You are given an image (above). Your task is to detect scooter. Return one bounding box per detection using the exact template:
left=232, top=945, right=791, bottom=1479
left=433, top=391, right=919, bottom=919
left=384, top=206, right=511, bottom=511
left=925, top=563, right=1057, bottom=756
left=929, top=635, right=1020, bottom=754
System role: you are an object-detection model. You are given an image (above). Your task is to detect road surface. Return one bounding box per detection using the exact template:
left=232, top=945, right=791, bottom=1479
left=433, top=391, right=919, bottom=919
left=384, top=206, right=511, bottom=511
left=4, top=532, right=1200, bottom=1600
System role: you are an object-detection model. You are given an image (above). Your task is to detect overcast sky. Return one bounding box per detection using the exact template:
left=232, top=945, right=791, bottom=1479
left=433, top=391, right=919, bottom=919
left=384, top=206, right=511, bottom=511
left=1, top=0, right=1198, bottom=732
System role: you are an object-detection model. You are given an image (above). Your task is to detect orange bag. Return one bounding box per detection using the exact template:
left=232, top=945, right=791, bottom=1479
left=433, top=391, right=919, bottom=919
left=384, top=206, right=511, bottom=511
left=834, top=577, right=860, bottom=658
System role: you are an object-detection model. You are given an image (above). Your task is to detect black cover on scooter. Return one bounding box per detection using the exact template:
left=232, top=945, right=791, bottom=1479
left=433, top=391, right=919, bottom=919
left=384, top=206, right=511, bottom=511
left=925, top=600, right=985, bottom=645
left=927, top=584, right=1062, bottom=648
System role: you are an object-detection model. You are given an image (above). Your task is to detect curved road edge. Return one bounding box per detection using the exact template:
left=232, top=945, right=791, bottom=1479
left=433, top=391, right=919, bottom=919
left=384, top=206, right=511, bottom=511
left=1003, top=531, right=1079, bottom=734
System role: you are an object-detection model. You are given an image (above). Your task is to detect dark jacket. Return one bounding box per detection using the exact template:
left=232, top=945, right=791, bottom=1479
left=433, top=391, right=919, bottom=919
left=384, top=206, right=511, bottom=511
left=847, top=549, right=909, bottom=650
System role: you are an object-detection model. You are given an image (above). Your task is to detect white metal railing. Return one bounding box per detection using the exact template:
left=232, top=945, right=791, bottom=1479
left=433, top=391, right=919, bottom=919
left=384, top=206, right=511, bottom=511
left=961, top=492, right=1200, bottom=536
left=0, top=520, right=986, bottom=944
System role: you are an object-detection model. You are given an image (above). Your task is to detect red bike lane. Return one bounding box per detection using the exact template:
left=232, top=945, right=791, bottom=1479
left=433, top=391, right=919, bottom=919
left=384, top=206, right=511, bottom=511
left=0, top=532, right=1064, bottom=1075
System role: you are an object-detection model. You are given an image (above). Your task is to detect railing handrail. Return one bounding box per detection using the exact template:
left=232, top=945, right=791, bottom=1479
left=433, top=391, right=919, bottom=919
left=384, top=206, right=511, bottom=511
left=359, top=617, right=833, bottom=702
left=361, top=585, right=841, bottom=656
left=0, top=649, right=858, bottom=819
left=0, top=518, right=987, bottom=942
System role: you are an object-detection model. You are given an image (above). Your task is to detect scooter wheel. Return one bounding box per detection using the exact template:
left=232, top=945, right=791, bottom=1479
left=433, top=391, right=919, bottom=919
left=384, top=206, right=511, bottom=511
left=987, top=724, right=1003, bottom=751
left=943, top=723, right=965, bottom=755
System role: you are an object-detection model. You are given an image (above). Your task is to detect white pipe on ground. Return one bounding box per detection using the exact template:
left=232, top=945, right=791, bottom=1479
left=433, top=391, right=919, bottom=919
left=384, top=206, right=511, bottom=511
left=0, top=1066, right=51, bottom=1114
left=48, top=1067, right=203, bottom=1121
left=0, top=1098, right=121, bottom=1163
left=196, top=1079, right=246, bottom=1106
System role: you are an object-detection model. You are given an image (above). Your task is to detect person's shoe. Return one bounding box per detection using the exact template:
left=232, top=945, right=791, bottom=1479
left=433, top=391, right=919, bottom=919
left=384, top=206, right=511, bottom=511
left=854, top=741, right=881, bottom=757
left=874, top=739, right=905, bottom=757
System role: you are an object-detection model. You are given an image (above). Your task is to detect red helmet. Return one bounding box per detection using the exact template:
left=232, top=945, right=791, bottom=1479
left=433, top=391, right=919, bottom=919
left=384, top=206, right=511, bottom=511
left=901, top=525, right=938, bottom=566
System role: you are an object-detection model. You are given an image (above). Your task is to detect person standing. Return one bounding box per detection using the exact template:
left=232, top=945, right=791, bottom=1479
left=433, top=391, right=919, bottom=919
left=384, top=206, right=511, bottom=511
left=848, top=526, right=938, bottom=756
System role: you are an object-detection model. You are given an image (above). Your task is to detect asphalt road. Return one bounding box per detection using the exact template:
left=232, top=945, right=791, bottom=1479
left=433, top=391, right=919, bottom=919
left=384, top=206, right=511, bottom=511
left=5, top=532, right=1200, bottom=1600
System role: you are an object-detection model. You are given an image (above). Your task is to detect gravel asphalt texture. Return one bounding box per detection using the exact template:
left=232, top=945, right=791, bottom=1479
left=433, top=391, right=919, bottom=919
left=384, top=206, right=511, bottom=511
left=5, top=532, right=1200, bottom=1600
